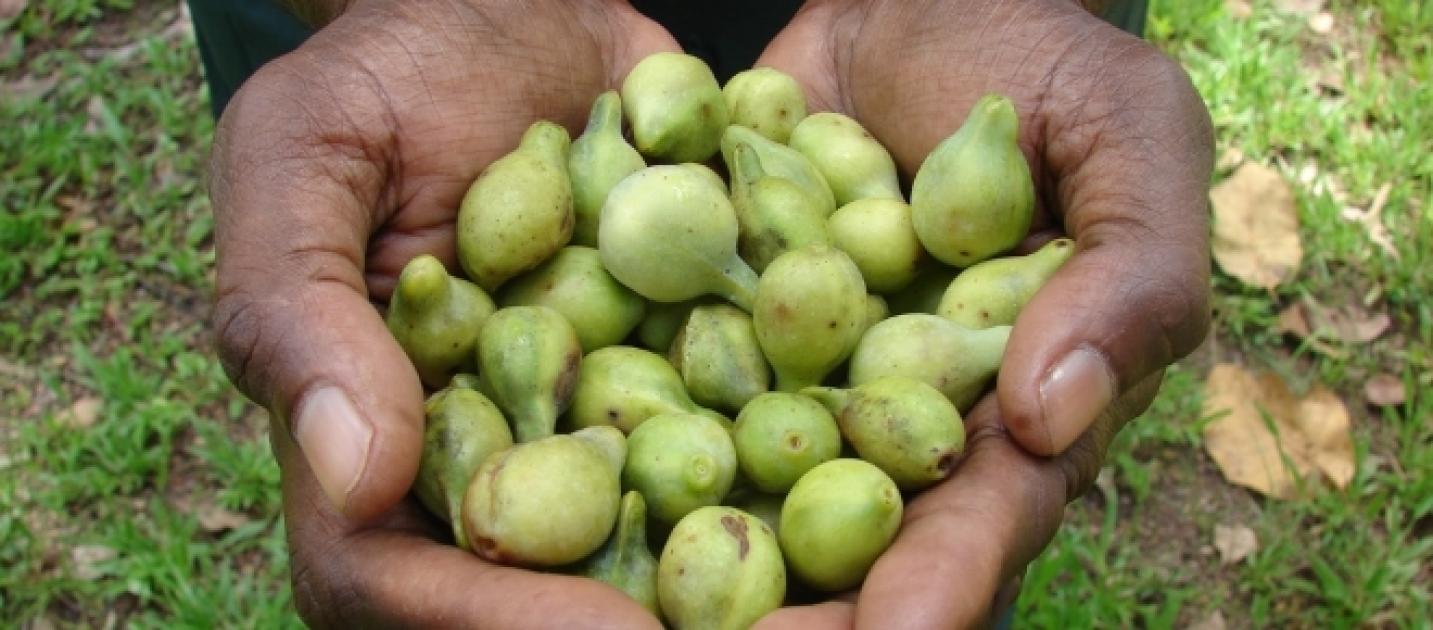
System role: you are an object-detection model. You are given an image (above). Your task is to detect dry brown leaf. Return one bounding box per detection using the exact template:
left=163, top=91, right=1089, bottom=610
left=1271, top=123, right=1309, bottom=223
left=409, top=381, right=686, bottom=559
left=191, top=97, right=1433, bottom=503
left=71, top=545, right=116, bottom=580
left=1300, top=296, right=1390, bottom=344
left=1189, top=610, right=1228, bottom=630
left=1276, top=304, right=1311, bottom=337
left=60, top=397, right=102, bottom=429
left=1211, top=163, right=1303, bottom=289
left=1341, top=183, right=1399, bottom=260
left=1213, top=524, right=1258, bottom=565
left=0, top=0, right=26, bottom=20
left=1308, top=12, right=1334, bottom=34
left=1201, top=364, right=1356, bottom=498
left=1364, top=374, right=1406, bottom=407
left=197, top=504, right=253, bottom=533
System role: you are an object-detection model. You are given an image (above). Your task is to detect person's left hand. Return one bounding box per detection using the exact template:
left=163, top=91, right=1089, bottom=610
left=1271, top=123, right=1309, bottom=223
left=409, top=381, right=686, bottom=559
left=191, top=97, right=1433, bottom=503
left=750, top=0, right=1214, bottom=627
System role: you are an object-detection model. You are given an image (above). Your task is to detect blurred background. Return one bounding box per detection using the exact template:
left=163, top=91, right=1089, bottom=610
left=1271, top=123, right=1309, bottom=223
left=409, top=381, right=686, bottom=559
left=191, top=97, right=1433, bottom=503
left=1, top=0, right=1428, bottom=627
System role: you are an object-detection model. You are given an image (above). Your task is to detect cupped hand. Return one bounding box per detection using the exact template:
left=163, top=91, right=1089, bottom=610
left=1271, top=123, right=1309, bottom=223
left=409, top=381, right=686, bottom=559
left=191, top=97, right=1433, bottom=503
left=208, top=0, right=676, bottom=625
left=753, top=0, right=1213, bottom=627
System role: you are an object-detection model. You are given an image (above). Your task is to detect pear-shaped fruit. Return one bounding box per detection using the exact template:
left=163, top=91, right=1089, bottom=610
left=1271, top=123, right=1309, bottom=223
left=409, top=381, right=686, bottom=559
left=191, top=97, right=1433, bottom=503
left=788, top=113, right=903, bottom=206
left=848, top=314, right=1010, bottom=412
left=598, top=165, right=759, bottom=310
left=753, top=245, right=867, bottom=391
left=886, top=264, right=959, bottom=315
left=669, top=304, right=771, bottom=415
left=462, top=431, right=620, bottom=567
left=779, top=459, right=902, bottom=591
left=732, top=392, right=841, bottom=494
left=584, top=490, right=660, bottom=615
left=621, top=52, right=728, bottom=163
left=938, top=237, right=1074, bottom=328
left=863, top=294, right=890, bottom=335
left=414, top=376, right=513, bottom=549
left=721, top=125, right=836, bottom=218
left=458, top=121, right=574, bottom=291
left=624, top=413, right=737, bottom=524
left=499, top=246, right=646, bottom=353
left=802, top=377, right=964, bottom=490
left=911, top=94, right=1034, bottom=268
left=828, top=198, right=924, bottom=293
left=729, top=142, right=830, bottom=272
left=568, top=345, right=700, bottom=433
left=571, top=425, right=628, bottom=479
left=570, top=91, right=646, bottom=247
left=681, top=162, right=729, bottom=196
left=477, top=306, right=582, bottom=443
left=658, top=506, right=785, bottom=630
left=385, top=255, right=496, bottom=389
left=722, top=67, right=806, bottom=144
left=637, top=300, right=702, bottom=353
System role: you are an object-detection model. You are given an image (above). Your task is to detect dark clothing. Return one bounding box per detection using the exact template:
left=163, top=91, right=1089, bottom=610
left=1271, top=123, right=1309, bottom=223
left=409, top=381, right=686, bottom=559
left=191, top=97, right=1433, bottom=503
left=186, top=0, right=1149, bottom=116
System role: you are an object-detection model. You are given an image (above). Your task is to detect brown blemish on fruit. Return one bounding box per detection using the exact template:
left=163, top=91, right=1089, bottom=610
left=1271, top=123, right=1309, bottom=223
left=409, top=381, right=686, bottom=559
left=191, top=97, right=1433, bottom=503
left=721, top=515, right=750, bottom=560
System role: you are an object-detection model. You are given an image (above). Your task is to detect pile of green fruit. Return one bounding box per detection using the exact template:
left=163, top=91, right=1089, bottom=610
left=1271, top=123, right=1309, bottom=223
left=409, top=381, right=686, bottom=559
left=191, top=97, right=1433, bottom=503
left=386, top=51, right=1072, bottom=629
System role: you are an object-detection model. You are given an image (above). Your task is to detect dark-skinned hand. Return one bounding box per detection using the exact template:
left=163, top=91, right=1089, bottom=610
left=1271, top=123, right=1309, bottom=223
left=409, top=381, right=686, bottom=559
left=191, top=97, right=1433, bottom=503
left=209, top=0, right=680, bottom=626
left=750, top=0, right=1213, bottom=627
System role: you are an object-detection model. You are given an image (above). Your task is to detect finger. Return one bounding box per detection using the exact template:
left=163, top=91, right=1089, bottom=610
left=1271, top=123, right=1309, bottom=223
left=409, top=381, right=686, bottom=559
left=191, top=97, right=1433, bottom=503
left=853, top=395, right=1068, bottom=630
left=753, top=601, right=857, bottom=630
left=210, top=52, right=423, bottom=523
left=269, top=424, right=663, bottom=629
left=751, top=1, right=848, bottom=112
left=998, top=40, right=1214, bottom=456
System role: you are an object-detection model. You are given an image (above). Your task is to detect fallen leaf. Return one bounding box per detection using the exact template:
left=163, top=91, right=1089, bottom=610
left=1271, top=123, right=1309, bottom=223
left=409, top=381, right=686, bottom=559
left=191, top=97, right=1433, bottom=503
left=1189, top=610, right=1227, bottom=630
left=1216, top=146, right=1246, bottom=171
left=1341, top=183, right=1399, bottom=260
left=197, top=503, right=253, bottom=533
left=1300, top=296, right=1390, bottom=344
left=1201, top=364, right=1356, bottom=498
left=1308, top=12, right=1334, bottom=34
left=71, top=545, right=117, bottom=580
left=1274, top=0, right=1324, bottom=14
left=0, top=0, right=26, bottom=20
left=1276, top=304, right=1311, bottom=338
left=1211, top=163, right=1303, bottom=289
left=60, top=397, right=102, bottom=428
left=1213, top=524, right=1258, bottom=564
left=1364, top=374, right=1405, bottom=407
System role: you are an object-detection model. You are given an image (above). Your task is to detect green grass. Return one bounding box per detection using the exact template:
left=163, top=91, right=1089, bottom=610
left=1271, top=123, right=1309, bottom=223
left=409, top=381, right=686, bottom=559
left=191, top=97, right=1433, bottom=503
left=2, top=0, right=1430, bottom=626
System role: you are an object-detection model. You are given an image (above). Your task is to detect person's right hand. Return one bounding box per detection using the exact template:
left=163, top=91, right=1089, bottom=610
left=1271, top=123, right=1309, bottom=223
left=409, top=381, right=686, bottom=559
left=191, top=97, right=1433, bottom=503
left=208, top=1, right=677, bottom=626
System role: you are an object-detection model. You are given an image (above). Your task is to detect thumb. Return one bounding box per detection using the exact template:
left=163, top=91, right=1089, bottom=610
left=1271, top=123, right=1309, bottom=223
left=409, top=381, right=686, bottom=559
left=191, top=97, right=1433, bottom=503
left=209, top=59, right=423, bottom=523
left=998, top=45, right=1215, bottom=456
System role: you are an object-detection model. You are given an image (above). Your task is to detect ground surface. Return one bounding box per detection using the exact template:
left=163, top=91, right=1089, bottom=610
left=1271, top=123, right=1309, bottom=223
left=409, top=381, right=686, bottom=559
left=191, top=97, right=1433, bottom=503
left=1, top=0, right=1428, bottom=627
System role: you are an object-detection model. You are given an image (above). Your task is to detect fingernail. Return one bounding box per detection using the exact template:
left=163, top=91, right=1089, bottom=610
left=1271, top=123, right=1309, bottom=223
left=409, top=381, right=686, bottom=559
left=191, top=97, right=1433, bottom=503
left=1038, top=346, right=1116, bottom=454
left=294, top=387, right=373, bottom=512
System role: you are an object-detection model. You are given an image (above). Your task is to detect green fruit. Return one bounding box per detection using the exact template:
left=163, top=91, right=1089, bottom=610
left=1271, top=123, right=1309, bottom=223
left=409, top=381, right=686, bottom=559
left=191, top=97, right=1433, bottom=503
left=753, top=245, right=867, bottom=391
left=584, top=491, right=660, bottom=615
left=414, top=376, right=513, bottom=549
left=680, top=162, right=730, bottom=196
left=658, top=506, right=785, bottom=630
left=570, top=91, right=646, bottom=247
left=462, top=432, right=620, bottom=567
left=457, top=121, right=574, bottom=291
left=725, top=491, right=784, bottom=537
left=568, top=345, right=700, bottom=434
left=729, top=142, right=830, bottom=273
left=779, top=459, right=902, bottom=591
left=499, top=246, right=646, bottom=353
left=802, top=377, right=964, bottom=490
left=571, top=425, right=628, bottom=479
left=636, top=300, right=703, bottom=354
left=911, top=94, right=1034, bottom=267
left=788, top=112, right=903, bottom=206
left=669, top=303, right=770, bottom=414
left=624, top=413, right=737, bottom=524
left=721, top=125, right=836, bottom=218
left=732, top=393, right=841, bottom=494
left=598, top=165, right=759, bottom=310
left=621, top=52, right=729, bottom=163
left=828, top=198, right=924, bottom=293
left=385, top=255, right=496, bottom=389
left=862, top=294, right=890, bottom=335
left=886, top=264, right=959, bottom=315
left=722, top=67, right=806, bottom=144
left=848, top=314, right=1010, bottom=412
left=937, top=238, right=1074, bottom=328
left=477, top=306, right=583, bottom=443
